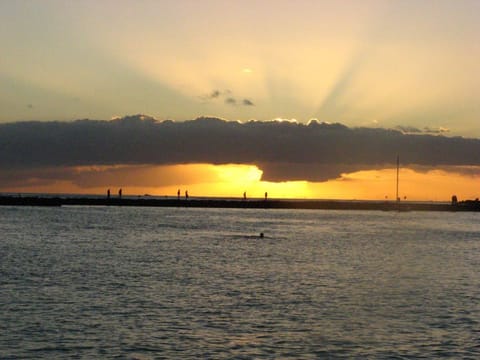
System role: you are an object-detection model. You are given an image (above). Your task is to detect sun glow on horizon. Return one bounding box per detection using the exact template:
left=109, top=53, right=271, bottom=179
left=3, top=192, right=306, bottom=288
left=1, top=163, right=478, bottom=202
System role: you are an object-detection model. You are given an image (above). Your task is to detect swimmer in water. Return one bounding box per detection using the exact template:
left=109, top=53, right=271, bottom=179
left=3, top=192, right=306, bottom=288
left=259, top=232, right=264, bottom=238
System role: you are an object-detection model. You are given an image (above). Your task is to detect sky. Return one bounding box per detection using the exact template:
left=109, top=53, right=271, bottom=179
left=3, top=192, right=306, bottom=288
left=1, top=0, right=479, bottom=200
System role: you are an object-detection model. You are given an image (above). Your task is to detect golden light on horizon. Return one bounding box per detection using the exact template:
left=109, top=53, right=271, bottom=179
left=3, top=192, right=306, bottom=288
left=1, top=164, right=478, bottom=202
left=315, top=167, right=480, bottom=201
left=159, top=165, right=312, bottom=199
left=215, top=164, right=262, bottom=183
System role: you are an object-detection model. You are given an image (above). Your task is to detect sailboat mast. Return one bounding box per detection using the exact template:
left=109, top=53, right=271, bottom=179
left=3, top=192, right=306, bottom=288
left=396, top=155, right=400, bottom=202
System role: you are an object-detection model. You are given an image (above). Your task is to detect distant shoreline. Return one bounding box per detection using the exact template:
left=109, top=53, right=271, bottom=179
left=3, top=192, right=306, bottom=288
left=1, top=195, right=479, bottom=212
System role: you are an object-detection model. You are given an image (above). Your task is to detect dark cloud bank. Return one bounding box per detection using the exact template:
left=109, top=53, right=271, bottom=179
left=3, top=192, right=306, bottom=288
left=1, top=115, right=479, bottom=182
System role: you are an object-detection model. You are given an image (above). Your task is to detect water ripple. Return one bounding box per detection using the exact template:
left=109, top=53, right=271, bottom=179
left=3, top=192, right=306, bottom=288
left=1, top=207, right=479, bottom=358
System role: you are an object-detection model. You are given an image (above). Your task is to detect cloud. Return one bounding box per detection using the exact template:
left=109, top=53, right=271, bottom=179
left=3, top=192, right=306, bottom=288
left=423, top=126, right=450, bottom=134
left=0, top=115, right=479, bottom=183
left=395, top=125, right=422, bottom=134
left=201, top=89, right=254, bottom=106
left=208, top=90, right=221, bottom=99
left=395, top=125, right=450, bottom=135
left=200, top=89, right=223, bottom=101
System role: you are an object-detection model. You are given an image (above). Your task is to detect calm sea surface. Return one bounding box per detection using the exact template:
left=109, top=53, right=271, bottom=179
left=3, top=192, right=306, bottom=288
left=1, top=206, right=479, bottom=359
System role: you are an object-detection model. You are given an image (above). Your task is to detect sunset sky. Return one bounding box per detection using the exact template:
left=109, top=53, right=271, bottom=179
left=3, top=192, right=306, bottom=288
left=1, top=0, right=479, bottom=201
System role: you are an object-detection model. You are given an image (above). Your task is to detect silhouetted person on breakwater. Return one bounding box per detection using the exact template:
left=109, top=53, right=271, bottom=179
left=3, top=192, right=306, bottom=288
left=177, top=189, right=180, bottom=200
left=451, top=195, right=458, bottom=205
left=264, top=192, right=268, bottom=201
left=107, top=189, right=110, bottom=199
left=118, top=188, right=122, bottom=199
left=243, top=191, right=247, bottom=200
left=185, top=190, right=189, bottom=200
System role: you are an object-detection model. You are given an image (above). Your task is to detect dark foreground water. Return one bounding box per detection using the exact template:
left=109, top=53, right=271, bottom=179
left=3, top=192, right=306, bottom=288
left=1, top=206, right=479, bottom=359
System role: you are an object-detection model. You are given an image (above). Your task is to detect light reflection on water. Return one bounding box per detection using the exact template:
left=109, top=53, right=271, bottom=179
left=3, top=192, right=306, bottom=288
left=1, top=206, right=480, bottom=358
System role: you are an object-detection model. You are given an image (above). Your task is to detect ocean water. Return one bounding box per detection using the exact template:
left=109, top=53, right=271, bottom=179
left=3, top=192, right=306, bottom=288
left=1, top=206, right=479, bottom=359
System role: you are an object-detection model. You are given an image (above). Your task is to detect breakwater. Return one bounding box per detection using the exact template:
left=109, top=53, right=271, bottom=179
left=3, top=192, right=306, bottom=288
left=1, top=195, right=479, bottom=211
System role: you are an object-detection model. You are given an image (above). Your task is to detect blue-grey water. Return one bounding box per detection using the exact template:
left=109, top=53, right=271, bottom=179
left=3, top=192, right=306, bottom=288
left=1, top=206, right=479, bottom=359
